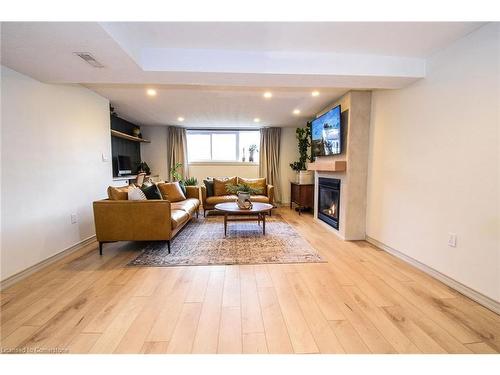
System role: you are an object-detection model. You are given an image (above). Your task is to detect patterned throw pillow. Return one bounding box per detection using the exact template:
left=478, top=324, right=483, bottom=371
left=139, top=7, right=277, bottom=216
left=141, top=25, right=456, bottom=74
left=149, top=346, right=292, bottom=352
left=157, top=182, right=187, bottom=202
left=237, top=177, right=267, bottom=195
left=141, top=184, right=162, bottom=200
left=213, top=176, right=237, bottom=196
left=128, top=185, right=147, bottom=200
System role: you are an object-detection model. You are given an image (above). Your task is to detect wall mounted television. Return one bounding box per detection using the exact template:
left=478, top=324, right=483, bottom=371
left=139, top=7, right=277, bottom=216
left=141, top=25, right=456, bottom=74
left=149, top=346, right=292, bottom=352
left=311, top=105, right=342, bottom=157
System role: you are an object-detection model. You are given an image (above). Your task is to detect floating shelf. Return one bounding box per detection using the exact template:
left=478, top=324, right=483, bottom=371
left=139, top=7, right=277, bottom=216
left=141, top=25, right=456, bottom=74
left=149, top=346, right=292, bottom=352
left=111, top=129, right=150, bottom=143
left=307, top=160, right=347, bottom=172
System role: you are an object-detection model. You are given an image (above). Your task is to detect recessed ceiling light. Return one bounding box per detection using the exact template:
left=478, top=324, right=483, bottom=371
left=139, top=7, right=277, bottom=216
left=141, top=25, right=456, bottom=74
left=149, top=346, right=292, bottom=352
left=177, top=117, right=185, bottom=122
left=311, top=90, right=320, bottom=97
left=293, top=109, right=301, bottom=115
left=263, top=92, right=273, bottom=99
left=254, top=118, right=261, bottom=123
left=146, top=89, right=157, bottom=97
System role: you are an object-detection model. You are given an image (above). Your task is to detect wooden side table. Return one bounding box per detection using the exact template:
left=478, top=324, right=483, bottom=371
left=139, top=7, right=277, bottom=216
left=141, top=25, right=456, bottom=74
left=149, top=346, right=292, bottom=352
left=290, top=182, right=314, bottom=215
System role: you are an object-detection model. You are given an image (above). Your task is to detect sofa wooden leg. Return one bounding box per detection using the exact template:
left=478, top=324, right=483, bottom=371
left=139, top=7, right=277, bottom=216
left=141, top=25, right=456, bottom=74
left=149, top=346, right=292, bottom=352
left=167, top=240, right=171, bottom=254
left=99, top=242, right=103, bottom=256
left=203, top=209, right=207, bottom=217
left=197, top=210, right=199, bottom=219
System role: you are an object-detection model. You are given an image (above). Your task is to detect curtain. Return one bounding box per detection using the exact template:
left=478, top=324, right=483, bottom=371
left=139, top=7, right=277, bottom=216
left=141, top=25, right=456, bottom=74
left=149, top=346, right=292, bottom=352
left=166, top=126, right=189, bottom=181
left=259, top=127, right=282, bottom=203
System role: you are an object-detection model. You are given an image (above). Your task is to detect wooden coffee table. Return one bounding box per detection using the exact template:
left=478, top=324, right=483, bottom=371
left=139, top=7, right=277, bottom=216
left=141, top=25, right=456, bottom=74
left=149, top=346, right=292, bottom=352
left=214, top=202, right=273, bottom=236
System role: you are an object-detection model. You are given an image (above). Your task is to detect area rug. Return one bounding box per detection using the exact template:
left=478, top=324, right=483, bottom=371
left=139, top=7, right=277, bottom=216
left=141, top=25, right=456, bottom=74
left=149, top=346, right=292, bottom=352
left=128, top=214, right=325, bottom=266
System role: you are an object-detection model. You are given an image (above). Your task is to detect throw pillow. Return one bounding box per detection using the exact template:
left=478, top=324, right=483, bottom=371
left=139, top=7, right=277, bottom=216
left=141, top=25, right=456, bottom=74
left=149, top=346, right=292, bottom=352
left=157, top=182, right=187, bottom=202
left=237, top=177, right=266, bottom=195
left=107, top=186, right=129, bottom=200
left=141, top=184, right=162, bottom=200
left=128, top=185, right=147, bottom=200
left=213, top=176, right=237, bottom=196
left=203, top=179, right=214, bottom=197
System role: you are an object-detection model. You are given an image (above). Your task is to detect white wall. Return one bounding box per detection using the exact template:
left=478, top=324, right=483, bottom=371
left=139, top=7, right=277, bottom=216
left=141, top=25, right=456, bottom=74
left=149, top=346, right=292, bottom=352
left=366, top=23, right=499, bottom=301
left=1, top=66, right=112, bottom=281
left=140, top=125, right=169, bottom=181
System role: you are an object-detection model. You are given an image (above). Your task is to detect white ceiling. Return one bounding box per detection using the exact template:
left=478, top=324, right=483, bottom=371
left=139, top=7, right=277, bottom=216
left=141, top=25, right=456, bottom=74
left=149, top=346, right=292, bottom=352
left=0, top=22, right=484, bottom=127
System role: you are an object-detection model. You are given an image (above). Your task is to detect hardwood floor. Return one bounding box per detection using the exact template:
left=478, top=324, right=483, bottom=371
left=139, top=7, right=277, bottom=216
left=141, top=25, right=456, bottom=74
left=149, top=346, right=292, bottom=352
left=1, top=207, right=499, bottom=354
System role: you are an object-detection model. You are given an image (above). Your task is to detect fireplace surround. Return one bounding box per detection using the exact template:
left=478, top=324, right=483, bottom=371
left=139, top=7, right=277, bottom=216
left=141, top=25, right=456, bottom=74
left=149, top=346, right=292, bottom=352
left=317, top=177, right=341, bottom=230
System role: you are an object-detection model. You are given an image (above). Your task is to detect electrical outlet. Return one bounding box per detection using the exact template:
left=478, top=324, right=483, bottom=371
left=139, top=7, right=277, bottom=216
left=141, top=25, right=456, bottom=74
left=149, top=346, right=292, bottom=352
left=71, top=213, right=77, bottom=224
left=447, top=233, right=457, bottom=247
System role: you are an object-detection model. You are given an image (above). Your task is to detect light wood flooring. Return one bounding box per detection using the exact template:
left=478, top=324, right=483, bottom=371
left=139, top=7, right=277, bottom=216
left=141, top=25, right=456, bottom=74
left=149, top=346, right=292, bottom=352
left=1, top=208, right=499, bottom=354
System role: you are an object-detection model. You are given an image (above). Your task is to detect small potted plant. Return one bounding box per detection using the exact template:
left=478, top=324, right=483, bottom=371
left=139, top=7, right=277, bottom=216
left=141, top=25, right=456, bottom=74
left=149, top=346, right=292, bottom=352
left=226, top=183, right=263, bottom=209
left=248, top=144, right=258, bottom=163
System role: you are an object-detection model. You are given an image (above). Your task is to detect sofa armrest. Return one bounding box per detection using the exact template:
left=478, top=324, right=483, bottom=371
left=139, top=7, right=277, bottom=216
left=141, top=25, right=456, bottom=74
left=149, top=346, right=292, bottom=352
left=185, top=185, right=200, bottom=200
left=267, top=184, right=275, bottom=206
left=200, top=184, right=207, bottom=204
left=93, top=200, right=172, bottom=242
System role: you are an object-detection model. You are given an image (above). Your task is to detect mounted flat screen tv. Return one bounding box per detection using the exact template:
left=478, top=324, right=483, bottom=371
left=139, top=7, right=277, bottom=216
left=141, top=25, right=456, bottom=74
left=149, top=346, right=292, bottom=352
left=311, top=105, right=342, bottom=157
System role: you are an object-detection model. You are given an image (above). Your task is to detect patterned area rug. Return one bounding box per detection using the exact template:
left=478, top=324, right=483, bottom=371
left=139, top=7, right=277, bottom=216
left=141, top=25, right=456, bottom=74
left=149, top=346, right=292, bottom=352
left=128, top=214, right=325, bottom=266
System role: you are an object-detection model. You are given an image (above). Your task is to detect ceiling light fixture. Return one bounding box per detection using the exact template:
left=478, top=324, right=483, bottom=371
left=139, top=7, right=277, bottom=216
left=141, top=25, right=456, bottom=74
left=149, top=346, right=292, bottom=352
left=293, top=109, right=301, bottom=115
left=146, top=89, right=157, bottom=97
left=311, top=90, right=320, bottom=97
left=254, top=118, right=261, bottom=123
left=178, top=117, right=185, bottom=122
left=263, top=92, right=273, bottom=99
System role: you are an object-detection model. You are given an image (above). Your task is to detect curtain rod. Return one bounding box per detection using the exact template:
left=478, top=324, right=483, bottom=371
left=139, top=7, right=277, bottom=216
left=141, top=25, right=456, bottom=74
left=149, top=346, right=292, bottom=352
left=185, top=128, right=261, bottom=131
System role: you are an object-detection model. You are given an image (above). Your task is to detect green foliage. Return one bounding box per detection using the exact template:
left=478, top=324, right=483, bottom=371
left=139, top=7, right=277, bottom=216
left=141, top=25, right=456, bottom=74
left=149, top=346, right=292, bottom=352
left=225, top=183, right=263, bottom=195
left=136, top=161, right=150, bottom=174
left=170, top=162, right=183, bottom=181
left=289, top=122, right=312, bottom=171
left=182, top=176, right=198, bottom=186
left=248, top=144, right=258, bottom=152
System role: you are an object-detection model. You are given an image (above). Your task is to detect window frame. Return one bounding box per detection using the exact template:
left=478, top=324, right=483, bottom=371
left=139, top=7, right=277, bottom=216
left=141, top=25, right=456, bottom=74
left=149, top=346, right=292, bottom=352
left=186, top=129, right=260, bottom=164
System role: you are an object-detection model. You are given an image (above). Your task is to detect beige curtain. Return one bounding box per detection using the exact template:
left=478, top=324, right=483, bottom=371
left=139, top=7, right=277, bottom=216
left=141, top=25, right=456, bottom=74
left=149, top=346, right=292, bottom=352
left=166, top=126, right=189, bottom=181
left=259, top=127, right=281, bottom=203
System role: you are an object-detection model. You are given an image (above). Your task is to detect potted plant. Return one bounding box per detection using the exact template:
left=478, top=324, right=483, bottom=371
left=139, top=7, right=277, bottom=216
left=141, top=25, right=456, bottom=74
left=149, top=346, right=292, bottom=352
left=226, top=183, right=263, bottom=209
left=248, top=144, right=258, bottom=163
left=289, top=123, right=314, bottom=184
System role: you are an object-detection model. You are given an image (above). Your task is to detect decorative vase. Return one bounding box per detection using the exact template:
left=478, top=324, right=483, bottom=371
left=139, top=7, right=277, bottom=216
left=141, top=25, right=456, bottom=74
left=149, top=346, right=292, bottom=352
left=237, top=191, right=252, bottom=209
left=299, top=170, right=314, bottom=184
left=249, top=151, right=254, bottom=163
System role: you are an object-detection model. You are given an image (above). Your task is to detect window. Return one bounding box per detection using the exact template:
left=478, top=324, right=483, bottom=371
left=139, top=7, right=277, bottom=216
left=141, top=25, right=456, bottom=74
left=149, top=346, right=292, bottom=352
left=186, top=130, right=260, bottom=163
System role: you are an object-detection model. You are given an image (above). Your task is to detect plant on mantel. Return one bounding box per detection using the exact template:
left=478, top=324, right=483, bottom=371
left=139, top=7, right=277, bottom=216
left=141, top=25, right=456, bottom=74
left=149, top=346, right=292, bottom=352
left=289, top=122, right=313, bottom=172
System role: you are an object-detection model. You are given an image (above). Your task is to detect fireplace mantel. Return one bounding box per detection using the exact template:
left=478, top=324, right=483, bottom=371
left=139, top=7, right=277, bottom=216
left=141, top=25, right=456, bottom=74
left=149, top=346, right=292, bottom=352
left=307, top=160, right=346, bottom=172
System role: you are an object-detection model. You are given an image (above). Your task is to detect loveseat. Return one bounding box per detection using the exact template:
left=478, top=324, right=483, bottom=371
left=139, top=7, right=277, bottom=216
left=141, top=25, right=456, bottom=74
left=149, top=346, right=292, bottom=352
left=93, top=182, right=200, bottom=255
left=200, top=176, right=274, bottom=216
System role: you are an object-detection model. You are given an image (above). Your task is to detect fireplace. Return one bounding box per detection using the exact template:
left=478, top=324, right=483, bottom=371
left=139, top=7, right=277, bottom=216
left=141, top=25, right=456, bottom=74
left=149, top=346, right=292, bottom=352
left=317, top=177, right=341, bottom=230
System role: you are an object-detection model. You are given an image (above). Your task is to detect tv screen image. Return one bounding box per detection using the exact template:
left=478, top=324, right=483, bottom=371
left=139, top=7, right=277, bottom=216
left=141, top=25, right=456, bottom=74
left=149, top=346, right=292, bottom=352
left=311, top=105, right=342, bottom=156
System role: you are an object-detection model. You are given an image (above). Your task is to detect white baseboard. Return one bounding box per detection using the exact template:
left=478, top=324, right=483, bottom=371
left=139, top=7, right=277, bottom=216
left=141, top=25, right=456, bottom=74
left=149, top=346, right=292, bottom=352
left=0, top=235, right=97, bottom=291
left=366, top=236, right=500, bottom=315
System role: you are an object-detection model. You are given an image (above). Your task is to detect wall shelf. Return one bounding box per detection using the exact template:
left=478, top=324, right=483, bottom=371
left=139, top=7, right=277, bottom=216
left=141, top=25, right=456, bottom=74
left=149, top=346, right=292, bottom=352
left=111, top=129, right=150, bottom=143
left=307, top=160, right=347, bottom=172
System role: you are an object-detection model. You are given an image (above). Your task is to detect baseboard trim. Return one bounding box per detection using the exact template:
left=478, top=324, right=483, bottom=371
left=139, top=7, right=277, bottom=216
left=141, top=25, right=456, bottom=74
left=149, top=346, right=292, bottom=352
left=366, top=236, right=500, bottom=315
left=0, top=235, right=97, bottom=291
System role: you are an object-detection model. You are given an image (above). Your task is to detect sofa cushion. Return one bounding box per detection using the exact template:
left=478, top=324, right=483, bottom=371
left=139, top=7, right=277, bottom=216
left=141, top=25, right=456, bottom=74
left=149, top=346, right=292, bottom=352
left=171, top=198, right=200, bottom=216
left=157, top=182, right=186, bottom=202
left=238, top=177, right=266, bottom=195
left=250, top=195, right=270, bottom=203
left=141, top=184, right=162, bottom=200
left=203, top=179, right=214, bottom=197
left=171, top=209, right=190, bottom=229
left=128, top=185, right=147, bottom=201
left=107, top=186, right=129, bottom=200
left=205, top=195, right=237, bottom=205
left=213, top=176, right=237, bottom=196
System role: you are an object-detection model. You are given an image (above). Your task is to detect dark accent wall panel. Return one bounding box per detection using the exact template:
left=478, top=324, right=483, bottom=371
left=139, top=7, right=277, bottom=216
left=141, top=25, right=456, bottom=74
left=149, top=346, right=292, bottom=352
left=110, top=116, right=141, bottom=177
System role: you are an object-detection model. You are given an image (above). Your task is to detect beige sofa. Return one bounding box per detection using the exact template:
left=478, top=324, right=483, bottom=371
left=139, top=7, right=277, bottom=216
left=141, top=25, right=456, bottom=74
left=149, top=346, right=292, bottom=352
left=93, top=185, right=200, bottom=255
left=200, top=177, right=274, bottom=216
